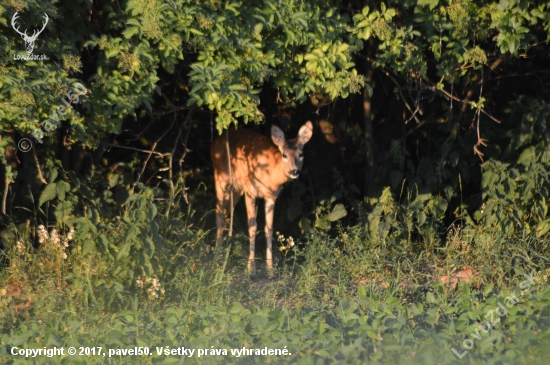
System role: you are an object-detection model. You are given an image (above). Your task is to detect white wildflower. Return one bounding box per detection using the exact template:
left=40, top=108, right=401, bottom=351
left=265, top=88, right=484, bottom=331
left=51, top=229, right=60, bottom=245
left=151, top=278, right=161, bottom=291
left=16, top=241, right=25, bottom=253
left=67, top=226, right=75, bottom=241
left=287, top=237, right=295, bottom=247
left=38, top=225, right=48, bottom=244
left=137, top=276, right=163, bottom=299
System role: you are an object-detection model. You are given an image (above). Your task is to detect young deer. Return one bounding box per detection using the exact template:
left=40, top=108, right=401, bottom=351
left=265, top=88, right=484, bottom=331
left=211, top=122, right=313, bottom=276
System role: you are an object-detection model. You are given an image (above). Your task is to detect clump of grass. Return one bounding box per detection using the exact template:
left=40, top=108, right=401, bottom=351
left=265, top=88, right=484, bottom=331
left=1, top=200, right=550, bottom=364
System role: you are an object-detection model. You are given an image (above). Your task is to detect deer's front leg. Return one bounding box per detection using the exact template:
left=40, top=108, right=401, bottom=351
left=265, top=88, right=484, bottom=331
left=265, top=198, right=276, bottom=278
left=244, top=194, right=257, bottom=276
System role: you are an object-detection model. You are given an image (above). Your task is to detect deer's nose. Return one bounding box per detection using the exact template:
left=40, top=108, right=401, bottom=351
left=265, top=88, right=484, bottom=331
left=290, top=169, right=299, bottom=177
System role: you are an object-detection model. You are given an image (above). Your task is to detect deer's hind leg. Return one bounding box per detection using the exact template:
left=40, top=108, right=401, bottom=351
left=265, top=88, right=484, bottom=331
left=214, top=175, right=241, bottom=248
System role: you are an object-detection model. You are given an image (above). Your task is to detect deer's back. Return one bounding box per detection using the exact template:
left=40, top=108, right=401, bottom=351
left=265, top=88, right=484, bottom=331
left=211, top=128, right=286, bottom=199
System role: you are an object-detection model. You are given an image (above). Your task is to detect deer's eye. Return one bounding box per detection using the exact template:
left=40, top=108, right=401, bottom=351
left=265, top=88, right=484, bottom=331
left=282, top=153, right=287, bottom=158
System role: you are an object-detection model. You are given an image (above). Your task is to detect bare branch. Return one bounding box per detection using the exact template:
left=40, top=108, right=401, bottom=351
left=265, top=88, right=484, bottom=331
left=384, top=71, right=421, bottom=124
left=169, top=108, right=195, bottom=204
left=425, top=82, right=502, bottom=124
left=474, top=137, right=488, bottom=162
left=33, top=148, right=47, bottom=184
left=127, top=117, right=158, bottom=142
left=110, top=145, right=170, bottom=157
left=226, top=129, right=234, bottom=239
left=2, top=178, right=9, bottom=215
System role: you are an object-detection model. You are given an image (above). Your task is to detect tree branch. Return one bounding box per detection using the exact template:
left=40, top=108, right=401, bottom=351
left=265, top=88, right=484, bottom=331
left=133, top=111, right=179, bottom=188
left=425, top=82, right=502, bottom=124
left=169, top=108, right=195, bottom=204
left=2, top=177, right=9, bottom=215
left=33, top=148, right=47, bottom=184
left=110, top=145, right=170, bottom=157
left=384, top=71, right=421, bottom=124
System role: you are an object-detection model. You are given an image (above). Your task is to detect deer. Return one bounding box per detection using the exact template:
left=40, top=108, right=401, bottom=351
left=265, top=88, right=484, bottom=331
left=211, top=121, right=313, bottom=277
left=11, top=11, right=49, bottom=54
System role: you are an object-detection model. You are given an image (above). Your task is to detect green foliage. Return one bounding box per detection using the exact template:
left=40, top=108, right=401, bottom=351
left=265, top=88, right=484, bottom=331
left=181, top=0, right=362, bottom=130
left=2, top=0, right=550, bottom=361
left=365, top=186, right=447, bottom=245
left=9, top=0, right=545, bottom=143
left=2, top=0, right=550, bottom=246
left=1, top=213, right=550, bottom=364
left=474, top=99, right=550, bottom=236
left=0, top=0, right=364, bottom=142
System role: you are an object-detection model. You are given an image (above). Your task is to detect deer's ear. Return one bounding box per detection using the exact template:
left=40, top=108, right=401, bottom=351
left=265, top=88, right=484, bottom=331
left=271, top=125, right=286, bottom=149
left=297, top=121, right=313, bottom=146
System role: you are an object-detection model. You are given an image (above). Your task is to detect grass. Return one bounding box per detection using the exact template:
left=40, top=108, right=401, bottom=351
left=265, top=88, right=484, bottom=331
left=1, top=212, right=550, bottom=364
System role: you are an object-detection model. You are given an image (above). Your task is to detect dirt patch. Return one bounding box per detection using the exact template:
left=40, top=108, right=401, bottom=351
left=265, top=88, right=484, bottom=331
left=438, top=267, right=475, bottom=288
left=354, top=266, right=478, bottom=292
left=7, top=277, right=24, bottom=297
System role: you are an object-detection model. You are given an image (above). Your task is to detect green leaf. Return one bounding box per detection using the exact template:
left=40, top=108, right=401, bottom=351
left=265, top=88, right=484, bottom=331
left=126, top=18, right=142, bottom=27
left=418, top=0, right=438, bottom=10
left=317, top=321, right=324, bottom=335
left=518, top=147, right=535, bottom=166
left=116, top=242, right=132, bottom=261
left=39, top=183, right=57, bottom=206
left=105, top=48, right=119, bottom=58
left=56, top=181, right=70, bottom=201
left=143, top=236, right=155, bottom=257
left=229, top=84, right=246, bottom=91
left=149, top=203, right=157, bottom=220
left=47, top=168, right=59, bottom=183
left=9, top=331, right=34, bottom=346
left=330, top=204, right=347, bottom=221
left=417, top=212, right=426, bottom=226
left=536, top=219, right=550, bottom=237
left=498, top=0, right=510, bottom=11
left=139, top=252, right=153, bottom=276
left=229, top=303, right=244, bottom=315
left=98, top=234, right=110, bottom=253
left=122, top=27, right=140, bottom=39
left=365, top=83, right=373, bottom=97
left=82, top=239, right=96, bottom=255
left=189, top=28, right=204, bottom=36
left=483, top=283, right=494, bottom=296
left=54, top=201, right=73, bottom=223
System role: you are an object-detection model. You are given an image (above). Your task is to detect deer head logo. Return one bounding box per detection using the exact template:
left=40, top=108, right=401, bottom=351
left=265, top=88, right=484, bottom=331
left=11, top=11, right=49, bottom=54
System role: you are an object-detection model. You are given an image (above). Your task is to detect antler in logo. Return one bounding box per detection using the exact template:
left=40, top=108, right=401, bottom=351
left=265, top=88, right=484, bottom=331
left=11, top=11, right=49, bottom=54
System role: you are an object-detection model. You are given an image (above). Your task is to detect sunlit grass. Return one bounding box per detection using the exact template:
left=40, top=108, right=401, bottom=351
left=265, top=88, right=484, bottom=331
left=1, top=213, right=550, bottom=364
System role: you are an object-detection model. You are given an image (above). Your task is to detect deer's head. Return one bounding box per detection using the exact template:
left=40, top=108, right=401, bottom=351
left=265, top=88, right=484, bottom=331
left=271, top=121, right=313, bottom=179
